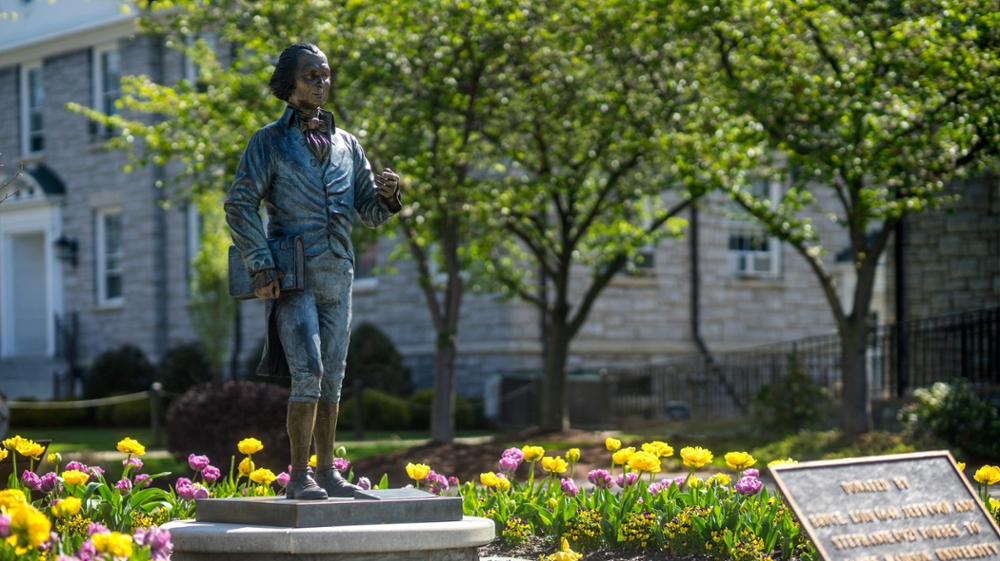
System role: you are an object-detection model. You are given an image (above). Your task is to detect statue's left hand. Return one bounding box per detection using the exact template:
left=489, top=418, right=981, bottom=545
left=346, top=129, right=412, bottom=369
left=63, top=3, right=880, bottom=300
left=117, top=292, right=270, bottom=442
left=374, top=168, right=400, bottom=200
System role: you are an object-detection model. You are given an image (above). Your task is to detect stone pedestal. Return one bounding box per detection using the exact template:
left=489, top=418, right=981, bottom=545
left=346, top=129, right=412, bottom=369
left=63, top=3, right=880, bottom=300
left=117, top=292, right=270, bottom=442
left=162, top=516, right=496, bottom=561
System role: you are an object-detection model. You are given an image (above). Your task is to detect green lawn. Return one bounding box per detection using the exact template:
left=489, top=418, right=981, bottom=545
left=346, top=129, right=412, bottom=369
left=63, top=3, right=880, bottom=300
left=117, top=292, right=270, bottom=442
left=14, top=427, right=159, bottom=454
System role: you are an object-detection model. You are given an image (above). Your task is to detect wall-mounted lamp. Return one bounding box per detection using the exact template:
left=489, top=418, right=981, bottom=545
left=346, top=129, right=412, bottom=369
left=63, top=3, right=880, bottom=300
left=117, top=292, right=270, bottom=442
left=54, top=235, right=78, bottom=267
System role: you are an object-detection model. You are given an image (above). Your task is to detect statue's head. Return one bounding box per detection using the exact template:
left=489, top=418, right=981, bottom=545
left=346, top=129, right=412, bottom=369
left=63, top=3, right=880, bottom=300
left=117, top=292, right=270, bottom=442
left=270, top=43, right=330, bottom=111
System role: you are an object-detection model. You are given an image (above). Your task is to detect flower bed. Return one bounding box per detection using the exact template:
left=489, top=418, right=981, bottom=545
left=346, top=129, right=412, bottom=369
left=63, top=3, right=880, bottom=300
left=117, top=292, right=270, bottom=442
left=1, top=434, right=998, bottom=561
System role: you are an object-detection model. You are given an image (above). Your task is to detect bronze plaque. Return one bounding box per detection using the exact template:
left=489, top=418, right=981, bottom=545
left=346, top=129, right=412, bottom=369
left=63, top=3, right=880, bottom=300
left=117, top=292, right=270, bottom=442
left=770, top=451, right=1000, bottom=561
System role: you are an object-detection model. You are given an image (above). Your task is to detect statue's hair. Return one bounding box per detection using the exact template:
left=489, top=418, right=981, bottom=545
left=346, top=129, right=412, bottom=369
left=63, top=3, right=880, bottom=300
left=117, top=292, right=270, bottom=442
left=269, top=43, right=323, bottom=101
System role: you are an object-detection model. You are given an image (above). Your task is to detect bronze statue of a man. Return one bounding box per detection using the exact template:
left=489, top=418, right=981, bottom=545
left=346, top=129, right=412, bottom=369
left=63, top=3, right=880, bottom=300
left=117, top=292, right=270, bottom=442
left=225, top=43, right=401, bottom=500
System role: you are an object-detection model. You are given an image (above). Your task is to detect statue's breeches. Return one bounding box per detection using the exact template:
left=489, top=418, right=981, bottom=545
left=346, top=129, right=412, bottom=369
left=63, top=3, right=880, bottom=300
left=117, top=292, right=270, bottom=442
left=274, top=248, right=354, bottom=403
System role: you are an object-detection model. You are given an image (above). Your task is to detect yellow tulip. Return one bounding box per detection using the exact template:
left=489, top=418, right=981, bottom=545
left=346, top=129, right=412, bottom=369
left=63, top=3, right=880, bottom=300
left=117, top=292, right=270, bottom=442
left=495, top=477, right=511, bottom=492
left=92, top=531, right=133, bottom=557
left=687, top=475, right=704, bottom=489
left=707, top=473, right=732, bottom=486
left=116, top=437, right=146, bottom=456
left=989, top=498, right=1000, bottom=513
left=767, top=458, right=797, bottom=468
left=405, top=463, right=431, bottom=481
left=0, top=449, right=7, bottom=462
left=7, top=504, right=51, bottom=554
left=956, top=462, right=966, bottom=471
left=627, top=451, right=662, bottom=474
left=724, top=451, right=757, bottom=470
left=0, top=488, right=28, bottom=511
left=680, top=446, right=713, bottom=468
left=51, top=497, right=82, bottom=518
left=566, top=448, right=581, bottom=463
left=973, top=465, right=1000, bottom=485
left=642, top=441, right=674, bottom=458
left=17, top=440, right=44, bottom=461
left=612, top=447, right=636, bottom=465
left=47, top=452, right=61, bottom=465
left=238, top=458, right=255, bottom=476
left=480, top=472, right=500, bottom=487
left=541, top=456, right=568, bottom=474
left=62, top=470, right=90, bottom=486
left=237, top=438, right=264, bottom=455
left=250, top=468, right=277, bottom=485
left=309, top=454, right=317, bottom=468
left=542, top=538, right=583, bottom=561
left=522, top=445, right=545, bottom=462
left=2, top=435, right=24, bottom=451
left=605, top=437, right=621, bottom=452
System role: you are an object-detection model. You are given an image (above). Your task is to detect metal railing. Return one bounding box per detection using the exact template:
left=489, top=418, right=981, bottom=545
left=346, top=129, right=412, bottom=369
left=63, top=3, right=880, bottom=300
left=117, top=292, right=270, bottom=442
left=609, top=307, right=1000, bottom=422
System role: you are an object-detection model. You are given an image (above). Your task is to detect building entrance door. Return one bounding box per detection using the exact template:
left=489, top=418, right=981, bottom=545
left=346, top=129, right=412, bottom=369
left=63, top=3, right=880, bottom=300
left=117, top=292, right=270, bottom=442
left=9, top=232, right=47, bottom=354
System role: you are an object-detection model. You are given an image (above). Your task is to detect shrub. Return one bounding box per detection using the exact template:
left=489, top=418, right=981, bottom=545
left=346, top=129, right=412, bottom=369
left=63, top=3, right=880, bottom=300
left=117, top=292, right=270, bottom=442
left=158, top=343, right=216, bottom=394
left=344, top=322, right=409, bottom=396
left=9, top=398, right=89, bottom=429
left=753, top=353, right=831, bottom=433
left=339, top=388, right=412, bottom=431
left=84, top=345, right=156, bottom=399
left=95, top=397, right=151, bottom=427
left=898, top=379, right=1000, bottom=458
left=407, top=388, right=475, bottom=430
left=165, top=381, right=290, bottom=471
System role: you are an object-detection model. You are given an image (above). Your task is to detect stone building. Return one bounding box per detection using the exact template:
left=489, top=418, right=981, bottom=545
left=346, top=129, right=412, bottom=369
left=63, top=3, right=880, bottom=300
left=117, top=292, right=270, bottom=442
left=1, top=1, right=873, bottom=407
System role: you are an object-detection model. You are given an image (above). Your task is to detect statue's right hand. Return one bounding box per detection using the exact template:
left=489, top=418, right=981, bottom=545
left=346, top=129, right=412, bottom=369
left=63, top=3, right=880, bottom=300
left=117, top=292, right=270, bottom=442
left=251, top=269, right=284, bottom=300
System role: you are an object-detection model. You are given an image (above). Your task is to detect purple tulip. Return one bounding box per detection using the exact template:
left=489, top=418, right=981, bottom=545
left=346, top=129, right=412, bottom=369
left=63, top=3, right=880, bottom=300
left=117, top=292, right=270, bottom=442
left=498, top=456, right=520, bottom=474
left=734, top=476, right=763, bottom=496
left=560, top=478, right=579, bottom=497
left=188, top=454, right=210, bottom=472
left=134, top=474, right=151, bottom=488
left=276, top=472, right=290, bottom=488
left=501, top=447, right=525, bottom=463
left=115, top=478, right=132, bottom=492
left=588, top=469, right=613, bottom=489
left=176, top=477, right=192, bottom=488
left=615, top=472, right=639, bottom=489
left=0, top=513, right=9, bottom=538
left=87, top=522, right=109, bottom=537
left=134, top=527, right=173, bottom=561
left=201, top=465, right=221, bottom=484
left=55, top=556, right=79, bottom=561
left=176, top=482, right=197, bottom=500
left=428, top=472, right=449, bottom=495
left=744, top=468, right=759, bottom=479
left=649, top=481, right=664, bottom=494
left=39, top=472, right=59, bottom=494
left=333, top=457, right=350, bottom=472
left=357, top=477, right=371, bottom=490
left=78, top=539, right=97, bottom=561
left=65, top=461, right=87, bottom=472
left=87, top=466, right=104, bottom=478
left=674, top=476, right=687, bottom=488
left=123, top=457, right=143, bottom=471
left=21, top=470, right=41, bottom=491
left=447, top=476, right=459, bottom=487
left=192, top=484, right=210, bottom=500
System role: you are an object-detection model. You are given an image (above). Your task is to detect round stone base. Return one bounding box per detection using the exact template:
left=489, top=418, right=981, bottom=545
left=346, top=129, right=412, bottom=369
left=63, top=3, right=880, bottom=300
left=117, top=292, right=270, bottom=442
left=162, top=516, right=495, bottom=561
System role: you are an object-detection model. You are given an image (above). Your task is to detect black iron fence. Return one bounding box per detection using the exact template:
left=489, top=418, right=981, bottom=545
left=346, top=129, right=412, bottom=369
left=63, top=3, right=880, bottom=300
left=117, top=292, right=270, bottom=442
left=609, top=307, right=1000, bottom=423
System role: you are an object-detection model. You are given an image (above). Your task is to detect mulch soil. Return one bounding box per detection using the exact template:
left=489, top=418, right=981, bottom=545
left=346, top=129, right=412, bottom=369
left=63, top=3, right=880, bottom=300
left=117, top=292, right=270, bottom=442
left=479, top=535, right=717, bottom=560
left=350, top=428, right=622, bottom=487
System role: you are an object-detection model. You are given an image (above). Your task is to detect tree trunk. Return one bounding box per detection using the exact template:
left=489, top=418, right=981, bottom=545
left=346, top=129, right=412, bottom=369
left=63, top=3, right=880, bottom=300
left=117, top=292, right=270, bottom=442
left=430, top=334, right=456, bottom=443
left=540, top=304, right=570, bottom=431
left=840, top=319, right=872, bottom=434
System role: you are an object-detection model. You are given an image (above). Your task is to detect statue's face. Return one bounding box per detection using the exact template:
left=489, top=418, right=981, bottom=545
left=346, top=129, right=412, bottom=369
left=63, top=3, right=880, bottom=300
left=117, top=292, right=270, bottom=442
left=287, top=50, right=331, bottom=111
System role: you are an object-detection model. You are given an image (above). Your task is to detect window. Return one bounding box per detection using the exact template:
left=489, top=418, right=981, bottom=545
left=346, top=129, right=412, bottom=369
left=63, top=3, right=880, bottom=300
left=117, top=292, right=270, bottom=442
left=92, top=44, right=121, bottom=135
left=728, top=178, right=781, bottom=278
left=20, top=61, right=44, bottom=155
left=96, top=208, right=124, bottom=305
